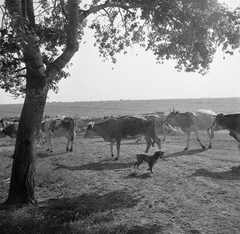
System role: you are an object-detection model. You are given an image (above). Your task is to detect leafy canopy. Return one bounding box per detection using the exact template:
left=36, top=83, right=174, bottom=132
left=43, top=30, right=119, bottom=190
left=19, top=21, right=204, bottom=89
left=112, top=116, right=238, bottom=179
left=0, top=0, right=240, bottom=97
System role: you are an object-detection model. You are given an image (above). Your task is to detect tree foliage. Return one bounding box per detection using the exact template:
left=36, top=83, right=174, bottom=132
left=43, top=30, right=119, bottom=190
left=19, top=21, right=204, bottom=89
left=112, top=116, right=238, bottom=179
left=0, top=0, right=240, bottom=98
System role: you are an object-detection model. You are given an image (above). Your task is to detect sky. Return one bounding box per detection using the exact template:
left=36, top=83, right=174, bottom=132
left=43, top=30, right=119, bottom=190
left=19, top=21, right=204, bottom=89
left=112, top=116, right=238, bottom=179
left=0, top=0, right=240, bottom=104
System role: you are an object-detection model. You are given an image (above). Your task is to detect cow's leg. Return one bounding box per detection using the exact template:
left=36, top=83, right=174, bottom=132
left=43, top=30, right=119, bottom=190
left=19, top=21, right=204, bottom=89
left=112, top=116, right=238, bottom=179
left=69, top=139, right=73, bottom=151
left=46, top=135, right=53, bottom=152
left=68, top=133, right=74, bottom=152
left=237, top=143, right=240, bottom=168
left=210, top=127, right=214, bottom=139
left=47, top=135, right=53, bottom=153
left=162, top=125, right=167, bottom=141
left=184, top=133, right=190, bottom=151
left=193, top=128, right=205, bottom=150
left=144, top=135, right=152, bottom=153
left=206, top=129, right=212, bottom=149
left=110, top=141, right=114, bottom=157
left=151, top=135, right=161, bottom=149
left=115, top=138, right=121, bottom=160
left=66, top=133, right=75, bottom=152
left=66, top=136, right=70, bottom=152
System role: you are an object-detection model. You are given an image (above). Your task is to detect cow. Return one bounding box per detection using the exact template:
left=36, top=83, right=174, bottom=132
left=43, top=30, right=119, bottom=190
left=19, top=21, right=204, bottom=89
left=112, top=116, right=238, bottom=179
left=0, top=122, right=18, bottom=139
left=0, top=118, right=4, bottom=129
left=164, top=109, right=206, bottom=151
left=164, top=109, right=216, bottom=150
left=73, top=117, right=87, bottom=134
left=213, top=113, right=240, bottom=167
left=213, top=113, right=240, bottom=140
left=84, top=116, right=161, bottom=160
left=40, top=116, right=75, bottom=152
left=0, top=116, right=20, bottom=126
left=144, top=114, right=167, bottom=140
left=195, top=109, right=217, bottom=148
left=135, top=114, right=169, bottom=145
left=73, top=116, right=97, bottom=135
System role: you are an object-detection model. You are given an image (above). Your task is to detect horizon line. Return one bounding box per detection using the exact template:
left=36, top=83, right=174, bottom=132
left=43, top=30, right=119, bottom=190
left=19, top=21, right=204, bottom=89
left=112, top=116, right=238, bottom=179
left=0, top=96, right=239, bottom=105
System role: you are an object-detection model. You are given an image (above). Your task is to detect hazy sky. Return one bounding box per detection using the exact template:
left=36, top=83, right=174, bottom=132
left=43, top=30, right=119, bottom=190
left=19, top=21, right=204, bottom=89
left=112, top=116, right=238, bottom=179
left=0, top=0, right=240, bottom=104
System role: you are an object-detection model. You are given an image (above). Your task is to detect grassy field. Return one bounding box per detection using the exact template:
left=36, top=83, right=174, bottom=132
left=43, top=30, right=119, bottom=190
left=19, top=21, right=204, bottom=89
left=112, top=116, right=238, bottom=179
left=0, top=97, right=240, bottom=118
left=0, top=98, right=240, bottom=234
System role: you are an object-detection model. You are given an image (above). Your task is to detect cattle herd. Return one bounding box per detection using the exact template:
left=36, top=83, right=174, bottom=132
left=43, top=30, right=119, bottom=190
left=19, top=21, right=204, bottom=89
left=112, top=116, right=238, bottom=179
left=1, top=109, right=240, bottom=171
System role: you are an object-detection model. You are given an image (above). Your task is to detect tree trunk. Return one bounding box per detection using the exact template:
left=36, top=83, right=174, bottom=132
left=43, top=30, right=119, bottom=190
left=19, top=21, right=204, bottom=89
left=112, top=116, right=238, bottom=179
left=4, top=78, right=48, bottom=205
left=3, top=0, right=79, bottom=206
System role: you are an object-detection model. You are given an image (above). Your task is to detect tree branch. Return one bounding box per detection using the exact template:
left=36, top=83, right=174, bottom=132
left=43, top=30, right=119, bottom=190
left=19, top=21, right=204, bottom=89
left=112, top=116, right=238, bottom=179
left=79, top=2, right=147, bottom=21
left=46, top=0, right=79, bottom=82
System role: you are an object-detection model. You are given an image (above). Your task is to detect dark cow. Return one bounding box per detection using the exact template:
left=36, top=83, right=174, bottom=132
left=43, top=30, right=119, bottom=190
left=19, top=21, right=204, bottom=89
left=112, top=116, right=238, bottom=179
left=40, top=116, right=75, bottom=152
left=0, top=118, right=4, bottom=129
left=164, top=109, right=206, bottom=150
left=213, top=113, right=240, bottom=142
left=213, top=113, right=240, bottom=167
left=84, top=116, right=161, bottom=160
left=213, top=113, right=240, bottom=139
left=0, top=123, right=18, bottom=139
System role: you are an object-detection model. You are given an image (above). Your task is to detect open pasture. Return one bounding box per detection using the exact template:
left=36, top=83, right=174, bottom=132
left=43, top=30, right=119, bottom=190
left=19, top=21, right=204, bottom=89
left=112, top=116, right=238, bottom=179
left=0, top=98, right=240, bottom=234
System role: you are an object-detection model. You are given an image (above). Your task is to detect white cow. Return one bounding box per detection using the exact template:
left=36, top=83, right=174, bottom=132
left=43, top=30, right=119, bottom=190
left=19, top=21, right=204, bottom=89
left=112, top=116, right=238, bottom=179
left=40, top=116, right=75, bottom=152
left=195, top=109, right=216, bottom=149
left=164, top=109, right=216, bottom=150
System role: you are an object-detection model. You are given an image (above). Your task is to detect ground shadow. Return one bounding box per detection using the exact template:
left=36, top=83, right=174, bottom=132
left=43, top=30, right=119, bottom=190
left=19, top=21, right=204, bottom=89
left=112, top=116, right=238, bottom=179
left=88, top=140, right=141, bottom=146
left=37, top=151, right=68, bottom=158
left=0, top=190, right=143, bottom=234
left=191, top=166, right=240, bottom=180
left=41, top=189, right=141, bottom=219
left=93, top=223, right=166, bottom=234
left=165, top=149, right=204, bottom=159
left=125, top=172, right=152, bottom=179
left=53, top=160, right=135, bottom=171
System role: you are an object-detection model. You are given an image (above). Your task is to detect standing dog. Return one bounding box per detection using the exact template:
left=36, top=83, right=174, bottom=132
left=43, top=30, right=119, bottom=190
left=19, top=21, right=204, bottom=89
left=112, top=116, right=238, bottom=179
left=134, top=150, right=164, bottom=173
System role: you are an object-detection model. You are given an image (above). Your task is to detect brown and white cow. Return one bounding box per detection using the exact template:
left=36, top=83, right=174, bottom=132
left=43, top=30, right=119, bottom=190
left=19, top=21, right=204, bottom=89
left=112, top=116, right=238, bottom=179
left=40, top=116, right=75, bottom=152
left=84, top=116, right=161, bottom=160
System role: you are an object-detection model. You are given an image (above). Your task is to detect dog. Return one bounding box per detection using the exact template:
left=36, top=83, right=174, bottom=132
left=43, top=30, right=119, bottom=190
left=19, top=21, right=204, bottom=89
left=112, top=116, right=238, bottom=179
left=134, top=150, right=164, bottom=173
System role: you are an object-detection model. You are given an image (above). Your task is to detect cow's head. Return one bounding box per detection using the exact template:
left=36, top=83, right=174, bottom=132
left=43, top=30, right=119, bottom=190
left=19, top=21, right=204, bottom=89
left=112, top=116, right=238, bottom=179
left=83, top=122, right=95, bottom=138
left=164, top=108, right=179, bottom=125
left=212, top=113, right=225, bottom=131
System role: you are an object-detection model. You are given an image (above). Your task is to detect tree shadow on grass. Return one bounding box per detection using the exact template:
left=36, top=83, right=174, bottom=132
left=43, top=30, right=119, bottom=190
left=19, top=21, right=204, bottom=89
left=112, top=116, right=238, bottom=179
left=0, top=190, right=148, bottom=234
left=82, top=223, right=166, bottom=234
left=53, top=160, right=135, bottom=171
left=191, top=166, right=240, bottom=180
left=45, top=189, right=140, bottom=213
left=165, top=149, right=203, bottom=159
